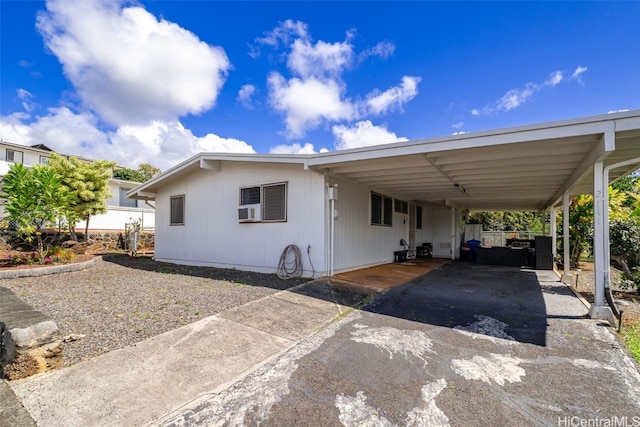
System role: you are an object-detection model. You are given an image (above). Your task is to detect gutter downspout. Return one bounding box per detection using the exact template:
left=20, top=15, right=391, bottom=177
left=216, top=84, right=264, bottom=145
left=328, top=183, right=338, bottom=276
left=602, top=157, right=640, bottom=318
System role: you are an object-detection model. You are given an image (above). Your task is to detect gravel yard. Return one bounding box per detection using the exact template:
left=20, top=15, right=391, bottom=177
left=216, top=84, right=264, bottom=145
left=567, top=262, right=640, bottom=325
left=2, top=255, right=308, bottom=366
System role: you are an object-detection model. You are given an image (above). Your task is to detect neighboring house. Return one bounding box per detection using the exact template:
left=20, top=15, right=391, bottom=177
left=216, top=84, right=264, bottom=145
left=0, top=140, right=154, bottom=231
left=129, top=111, right=640, bottom=282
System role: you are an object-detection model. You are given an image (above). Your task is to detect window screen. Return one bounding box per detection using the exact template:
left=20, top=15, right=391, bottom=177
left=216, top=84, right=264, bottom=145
left=394, top=199, right=408, bottom=214
left=170, top=195, right=185, bottom=225
left=416, top=205, right=423, bottom=230
left=119, top=188, right=137, bottom=208
left=371, top=192, right=392, bottom=226
left=6, top=150, right=23, bottom=164
left=262, top=183, right=286, bottom=221
left=240, top=187, right=261, bottom=205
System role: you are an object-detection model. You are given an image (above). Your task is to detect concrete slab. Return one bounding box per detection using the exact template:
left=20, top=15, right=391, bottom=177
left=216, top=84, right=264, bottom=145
left=219, top=293, right=343, bottom=341
left=157, top=263, right=640, bottom=426
left=0, top=379, right=35, bottom=427
left=11, top=315, right=294, bottom=427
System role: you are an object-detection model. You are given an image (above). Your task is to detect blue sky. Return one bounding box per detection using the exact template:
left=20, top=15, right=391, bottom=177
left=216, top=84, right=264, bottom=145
left=1, top=1, right=639, bottom=171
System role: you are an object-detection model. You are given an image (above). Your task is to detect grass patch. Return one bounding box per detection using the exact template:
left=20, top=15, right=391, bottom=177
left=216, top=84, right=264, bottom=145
left=621, top=320, right=640, bottom=363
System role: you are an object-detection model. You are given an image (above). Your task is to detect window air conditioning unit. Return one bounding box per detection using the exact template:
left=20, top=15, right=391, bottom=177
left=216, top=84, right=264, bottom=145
left=238, top=204, right=261, bottom=222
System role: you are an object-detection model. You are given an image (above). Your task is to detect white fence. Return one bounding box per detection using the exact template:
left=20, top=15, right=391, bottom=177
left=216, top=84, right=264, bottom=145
left=481, top=231, right=545, bottom=247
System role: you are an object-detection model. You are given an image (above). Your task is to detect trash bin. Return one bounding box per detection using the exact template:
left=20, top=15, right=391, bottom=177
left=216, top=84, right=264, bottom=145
left=467, top=240, right=481, bottom=262
left=527, top=248, right=536, bottom=268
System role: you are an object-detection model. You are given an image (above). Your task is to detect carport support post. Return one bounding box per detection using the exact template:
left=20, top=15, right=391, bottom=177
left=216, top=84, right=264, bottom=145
left=563, top=192, right=571, bottom=277
left=588, top=160, right=615, bottom=323
left=550, top=206, right=557, bottom=257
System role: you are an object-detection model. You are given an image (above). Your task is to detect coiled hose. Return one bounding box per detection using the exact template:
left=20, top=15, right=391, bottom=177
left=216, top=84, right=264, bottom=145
left=277, top=244, right=303, bottom=279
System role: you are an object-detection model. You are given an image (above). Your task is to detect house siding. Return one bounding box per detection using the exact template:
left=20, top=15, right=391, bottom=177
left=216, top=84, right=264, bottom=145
left=328, top=177, right=454, bottom=273
left=154, top=162, right=326, bottom=277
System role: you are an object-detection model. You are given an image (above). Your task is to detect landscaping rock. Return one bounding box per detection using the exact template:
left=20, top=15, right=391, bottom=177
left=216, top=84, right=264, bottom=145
left=0, top=286, right=62, bottom=380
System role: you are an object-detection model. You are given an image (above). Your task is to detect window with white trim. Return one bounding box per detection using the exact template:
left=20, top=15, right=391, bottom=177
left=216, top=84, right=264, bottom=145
left=170, top=195, right=185, bottom=225
left=39, top=156, right=49, bottom=165
left=6, top=149, right=23, bottom=164
left=239, top=182, right=287, bottom=222
left=394, top=199, right=408, bottom=214
left=371, top=192, right=392, bottom=226
left=119, top=188, right=138, bottom=208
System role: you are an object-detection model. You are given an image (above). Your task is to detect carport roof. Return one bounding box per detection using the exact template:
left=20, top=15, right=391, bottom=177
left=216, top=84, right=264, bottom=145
left=130, top=110, right=640, bottom=211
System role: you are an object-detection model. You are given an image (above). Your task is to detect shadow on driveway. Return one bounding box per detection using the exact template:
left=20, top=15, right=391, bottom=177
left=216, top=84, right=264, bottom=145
left=363, top=262, right=586, bottom=346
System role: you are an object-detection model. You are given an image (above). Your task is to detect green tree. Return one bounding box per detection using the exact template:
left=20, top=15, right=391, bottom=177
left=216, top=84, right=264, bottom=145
left=0, top=163, right=73, bottom=258
left=112, top=163, right=160, bottom=183
left=609, top=218, right=640, bottom=281
left=113, top=168, right=146, bottom=182
left=47, top=153, right=116, bottom=241
left=138, top=163, right=161, bottom=181
left=467, top=211, right=543, bottom=231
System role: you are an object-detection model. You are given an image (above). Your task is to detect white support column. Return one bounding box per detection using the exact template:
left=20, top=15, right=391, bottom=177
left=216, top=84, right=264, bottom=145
left=589, top=160, right=614, bottom=322
left=563, top=192, right=570, bottom=275
left=550, top=206, right=557, bottom=257
left=450, top=207, right=456, bottom=260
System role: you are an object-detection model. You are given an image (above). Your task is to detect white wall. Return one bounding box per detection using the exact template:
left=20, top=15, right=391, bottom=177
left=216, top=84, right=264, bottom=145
left=154, top=162, right=326, bottom=277
left=414, top=203, right=455, bottom=259
left=76, top=207, right=155, bottom=231
left=330, top=179, right=456, bottom=272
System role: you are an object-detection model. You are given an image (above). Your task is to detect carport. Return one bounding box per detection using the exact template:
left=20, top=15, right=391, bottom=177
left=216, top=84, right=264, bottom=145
left=306, top=110, right=640, bottom=322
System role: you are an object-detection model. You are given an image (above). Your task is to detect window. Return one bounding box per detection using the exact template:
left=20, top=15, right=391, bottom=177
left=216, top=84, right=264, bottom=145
left=6, top=149, right=23, bottom=164
left=416, top=205, right=423, bottom=230
left=119, top=188, right=137, bottom=208
left=170, top=195, right=185, bottom=225
left=39, top=156, right=49, bottom=165
left=239, top=182, right=287, bottom=222
left=394, top=199, right=408, bottom=214
left=262, top=183, right=286, bottom=221
left=371, top=192, right=392, bottom=226
left=240, top=186, right=261, bottom=205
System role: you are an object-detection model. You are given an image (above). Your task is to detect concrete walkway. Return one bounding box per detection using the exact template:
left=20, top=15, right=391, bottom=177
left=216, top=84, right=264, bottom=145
left=8, top=278, right=376, bottom=427
left=6, top=261, right=640, bottom=426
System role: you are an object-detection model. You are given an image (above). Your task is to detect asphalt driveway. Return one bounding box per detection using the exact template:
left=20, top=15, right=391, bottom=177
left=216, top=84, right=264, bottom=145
left=157, top=263, right=640, bottom=427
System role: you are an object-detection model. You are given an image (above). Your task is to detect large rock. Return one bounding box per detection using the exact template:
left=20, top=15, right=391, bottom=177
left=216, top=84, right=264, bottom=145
left=0, top=287, right=62, bottom=380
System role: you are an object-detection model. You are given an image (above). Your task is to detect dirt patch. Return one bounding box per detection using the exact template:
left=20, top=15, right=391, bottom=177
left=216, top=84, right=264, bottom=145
left=0, top=251, right=97, bottom=271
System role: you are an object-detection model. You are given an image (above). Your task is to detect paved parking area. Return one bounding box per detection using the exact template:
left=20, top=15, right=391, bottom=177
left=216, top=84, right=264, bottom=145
left=157, top=263, right=640, bottom=427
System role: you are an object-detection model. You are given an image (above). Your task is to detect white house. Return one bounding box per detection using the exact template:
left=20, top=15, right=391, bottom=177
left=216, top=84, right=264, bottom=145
left=129, top=110, right=640, bottom=322
left=0, top=140, right=154, bottom=231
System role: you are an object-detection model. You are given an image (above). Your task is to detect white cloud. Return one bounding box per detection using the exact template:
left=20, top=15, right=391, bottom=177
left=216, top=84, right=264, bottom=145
left=366, top=76, right=422, bottom=115
left=256, top=21, right=421, bottom=138
left=237, top=84, right=257, bottom=108
left=607, top=109, right=630, bottom=114
left=36, top=0, right=231, bottom=126
left=268, top=73, right=354, bottom=138
left=0, top=109, right=254, bottom=171
left=571, top=65, right=588, bottom=86
left=288, top=37, right=354, bottom=79
left=495, top=83, right=537, bottom=112
left=472, top=67, right=584, bottom=116
left=17, top=89, right=37, bottom=112
left=452, top=121, right=464, bottom=129
left=253, top=19, right=309, bottom=51
left=359, top=41, right=395, bottom=61
left=452, top=131, right=468, bottom=135
left=543, top=71, right=564, bottom=87
left=332, top=120, right=408, bottom=150
left=269, top=142, right=318, bottom=154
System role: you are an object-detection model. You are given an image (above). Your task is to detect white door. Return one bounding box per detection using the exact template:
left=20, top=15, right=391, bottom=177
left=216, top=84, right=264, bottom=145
left=432, top=206, right=452, bottom=258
